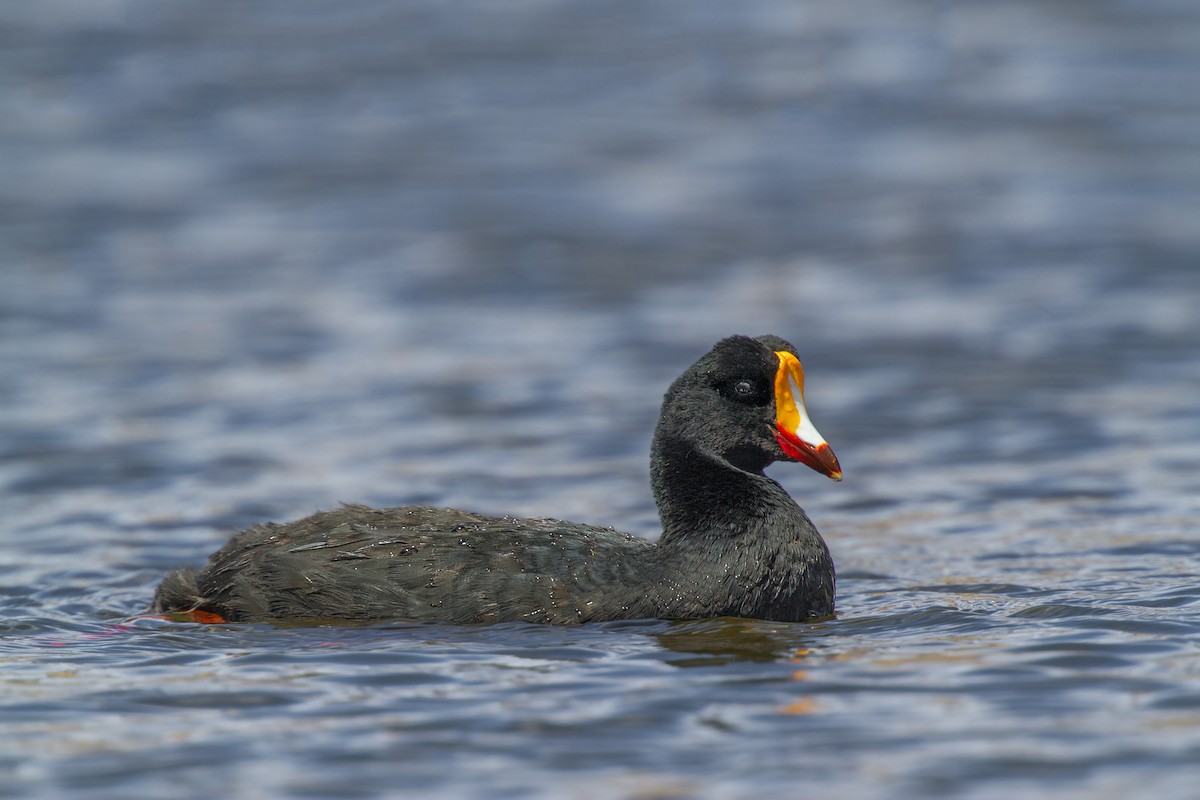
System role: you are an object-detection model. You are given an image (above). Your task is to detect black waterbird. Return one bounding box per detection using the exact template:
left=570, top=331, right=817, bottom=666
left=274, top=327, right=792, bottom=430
left=154, top=335, right=842, bottom=625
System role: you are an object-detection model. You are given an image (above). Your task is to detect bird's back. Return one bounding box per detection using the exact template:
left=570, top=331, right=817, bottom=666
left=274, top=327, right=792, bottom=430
left=154, top=505, right=657, bottom=624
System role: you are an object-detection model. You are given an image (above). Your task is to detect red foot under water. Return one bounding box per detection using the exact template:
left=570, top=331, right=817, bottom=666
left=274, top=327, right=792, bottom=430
left=146, top=610, right=230, bottom=624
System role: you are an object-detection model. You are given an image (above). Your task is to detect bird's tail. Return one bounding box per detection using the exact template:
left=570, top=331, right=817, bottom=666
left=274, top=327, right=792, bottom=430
left=152, top=568, right=205, bottom=612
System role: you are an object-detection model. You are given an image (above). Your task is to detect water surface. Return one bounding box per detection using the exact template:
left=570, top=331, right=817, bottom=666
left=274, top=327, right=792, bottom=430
left=3, top=2, right=1200, bottom=798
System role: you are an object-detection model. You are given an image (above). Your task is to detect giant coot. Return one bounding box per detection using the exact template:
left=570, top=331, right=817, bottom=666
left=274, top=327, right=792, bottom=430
left=154, top=335, right=842, bottom=625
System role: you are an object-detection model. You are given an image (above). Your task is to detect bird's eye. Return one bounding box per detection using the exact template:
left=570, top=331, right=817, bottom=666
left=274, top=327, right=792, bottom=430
left=718, top=376, right=768, bottom=405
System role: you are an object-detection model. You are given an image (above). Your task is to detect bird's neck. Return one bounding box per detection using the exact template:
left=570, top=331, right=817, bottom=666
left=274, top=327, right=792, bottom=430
left=650, top=434, right=788, bottom=547
left=645, top=433, right=835, bottom=621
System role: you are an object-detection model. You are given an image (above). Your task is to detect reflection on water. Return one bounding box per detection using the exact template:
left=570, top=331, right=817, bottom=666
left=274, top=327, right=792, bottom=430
left=3, top=0, right=1200, bottom=798
left=654, top=619, right=813, bottom=666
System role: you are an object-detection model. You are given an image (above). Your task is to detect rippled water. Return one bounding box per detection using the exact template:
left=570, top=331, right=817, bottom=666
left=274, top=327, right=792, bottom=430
left=4, top=1, right=1200, bottom=798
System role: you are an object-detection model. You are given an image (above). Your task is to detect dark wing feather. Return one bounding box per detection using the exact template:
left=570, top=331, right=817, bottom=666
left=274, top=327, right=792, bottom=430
left=160, top=505, right=657, bottom=624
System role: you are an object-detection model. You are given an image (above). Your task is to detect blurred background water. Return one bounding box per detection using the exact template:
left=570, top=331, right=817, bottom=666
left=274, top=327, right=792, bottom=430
left=2, top=1, right=1200, bottom=798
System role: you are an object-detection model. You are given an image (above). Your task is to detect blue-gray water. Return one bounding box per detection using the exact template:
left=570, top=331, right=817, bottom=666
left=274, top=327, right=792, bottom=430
left=3, top=2, right=1200, bottom=798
